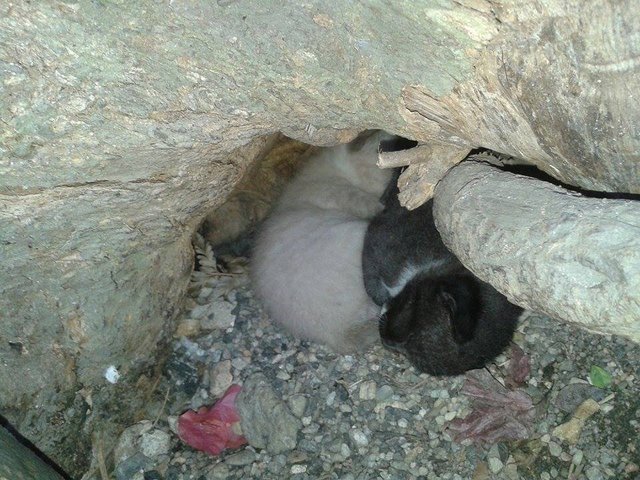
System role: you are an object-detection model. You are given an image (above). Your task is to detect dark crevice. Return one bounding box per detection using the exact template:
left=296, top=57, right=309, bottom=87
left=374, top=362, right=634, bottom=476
left=0, top=414, right=73, bottom=480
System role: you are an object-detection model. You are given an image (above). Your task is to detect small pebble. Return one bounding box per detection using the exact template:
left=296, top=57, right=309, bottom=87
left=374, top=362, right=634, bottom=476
left=139, top=429, right=171, bottom=458
left=290, top=464, right=307, bottom=474
left=341, top=443, right=351, bottom=457
left=202, top=300, right=236, bottom=330
left=376, top=385, right=394, bottom=402
left=224, top=450, right=256, bottom=466
left=231, top=356, right=250, bottom=371
left=624, top=463, right=639, bottom=473
left=488, top=456, right=503, bottom=473
left=114, top=452, right=152, bottom=480
left=548, top=441, right=562, bottom=457
left=209, top=360, right=233, bottom=397
left=503, top=461, right=519, bottom=480
left=349, top=428, right=369, bottom=447
left=288, top=394, right=308, bottom=418
left=444, top=411, right=457, bottom=421
left=359, top=380, right=377, bottom=400
left=585, top=466, right=604, bottom=480
left=207, top=462, right=230, bottom=479
left=554, top=384, right=605, bottom=413
left=198, top=287, right=213, bottom=298
left=337, top=355, right=355, bottom=372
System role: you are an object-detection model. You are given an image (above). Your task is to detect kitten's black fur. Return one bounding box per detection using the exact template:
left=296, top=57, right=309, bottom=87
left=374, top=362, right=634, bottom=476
left=363, top=165, right=521, bottom=376
left=362, top=169, right=460, bottom=307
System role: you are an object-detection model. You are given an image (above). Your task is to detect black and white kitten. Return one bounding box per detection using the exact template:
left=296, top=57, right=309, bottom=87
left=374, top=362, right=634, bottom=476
left=362, top=167, right=521, bottom=375
left=251, top=131, right=393, bottom=352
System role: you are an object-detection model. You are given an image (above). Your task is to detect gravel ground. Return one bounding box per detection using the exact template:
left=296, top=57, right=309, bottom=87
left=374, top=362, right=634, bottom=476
left=112, top=238, right=640, bottom=480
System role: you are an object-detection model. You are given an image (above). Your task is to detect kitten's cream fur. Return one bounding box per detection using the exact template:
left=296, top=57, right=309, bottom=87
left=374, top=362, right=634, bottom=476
left=251, top=132, right=392, bottom=352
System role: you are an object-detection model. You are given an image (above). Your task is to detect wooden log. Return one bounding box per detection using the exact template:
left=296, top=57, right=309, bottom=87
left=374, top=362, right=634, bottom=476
left=434, top=160, right=640, bottom=341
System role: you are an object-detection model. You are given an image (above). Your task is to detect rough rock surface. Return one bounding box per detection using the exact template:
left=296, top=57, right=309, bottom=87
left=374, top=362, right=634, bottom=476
left=236, top=373, right=302, bottom=455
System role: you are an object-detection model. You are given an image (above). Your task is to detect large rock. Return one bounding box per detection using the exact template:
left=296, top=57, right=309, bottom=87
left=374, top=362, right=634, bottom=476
left=236, top=374, right=302, bottom=454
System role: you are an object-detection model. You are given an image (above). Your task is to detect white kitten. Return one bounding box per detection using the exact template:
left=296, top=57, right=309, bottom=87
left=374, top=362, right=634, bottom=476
left=251, top=132, right=392, bottom=352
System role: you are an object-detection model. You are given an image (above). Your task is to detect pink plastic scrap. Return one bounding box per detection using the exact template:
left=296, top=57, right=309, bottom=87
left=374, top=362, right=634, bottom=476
left=177, top=384, right=247, bottom=455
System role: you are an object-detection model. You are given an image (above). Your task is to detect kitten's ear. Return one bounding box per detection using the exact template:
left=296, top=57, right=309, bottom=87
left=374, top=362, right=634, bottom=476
left=438, top=280, right=479, bottom=344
